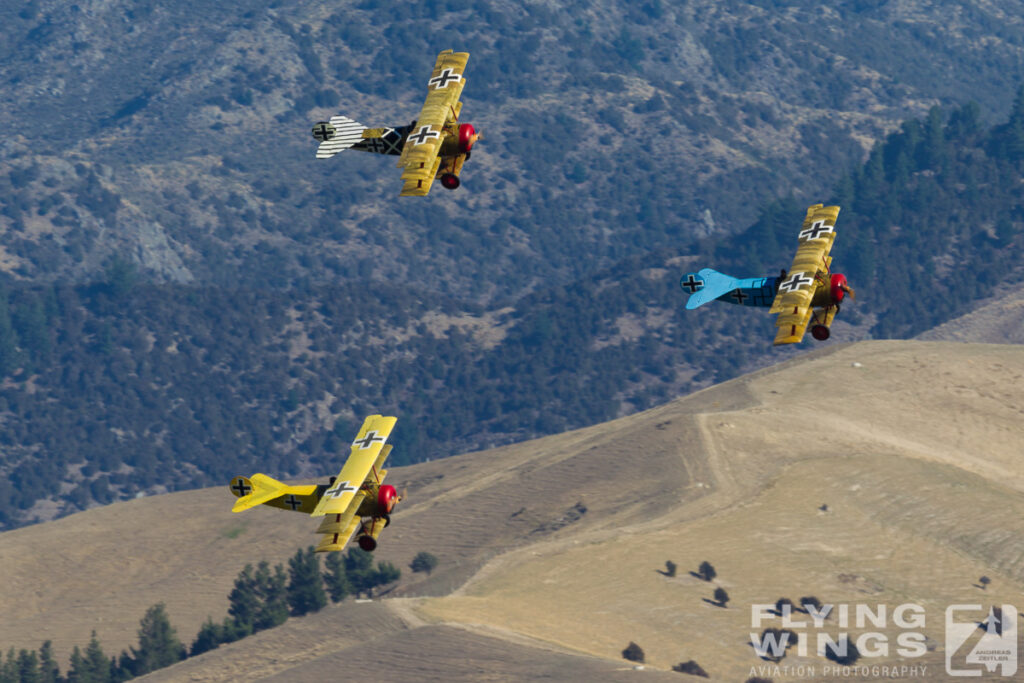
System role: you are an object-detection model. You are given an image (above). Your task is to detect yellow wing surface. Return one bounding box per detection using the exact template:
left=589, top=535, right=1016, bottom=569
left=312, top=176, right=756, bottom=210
left=230, top=474, right=318, bottom=514
left=309, top=414, right=397, bottom=517
left=397, top=49, right=469, bottom=197
left=769, top=204, right=841, bottom=345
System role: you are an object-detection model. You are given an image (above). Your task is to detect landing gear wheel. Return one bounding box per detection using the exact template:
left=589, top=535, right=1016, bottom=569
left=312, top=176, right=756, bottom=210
left=381, top=513, right=391, bottom=528
left=811, top=324, right=830, bottom=341
left=440, top=173, right=460, bottom=190
left=358, top=535, right=377, bottom=552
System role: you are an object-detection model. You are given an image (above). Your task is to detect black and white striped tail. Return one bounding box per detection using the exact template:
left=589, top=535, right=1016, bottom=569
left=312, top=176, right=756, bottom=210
left=312, top=115, right=367, bottom=159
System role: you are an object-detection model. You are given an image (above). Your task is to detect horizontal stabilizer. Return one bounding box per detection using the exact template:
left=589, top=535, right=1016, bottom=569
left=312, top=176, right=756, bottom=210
left=314, top=115, right=368, bottom=159
left=230, top=473, right=287, bottom=512
left=681, top=269, right=741, bottom=309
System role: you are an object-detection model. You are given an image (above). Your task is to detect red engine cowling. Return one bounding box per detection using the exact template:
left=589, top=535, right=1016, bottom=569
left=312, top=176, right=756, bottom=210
left=458, top=123, right=477, bottom=154
left=830, top=273, right=849, bottom=304
left=378, top=484, right=398, bottom=515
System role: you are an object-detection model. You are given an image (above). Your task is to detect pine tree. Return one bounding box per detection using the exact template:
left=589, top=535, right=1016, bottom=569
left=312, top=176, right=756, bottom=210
left=15, top=650, right=40, bottom=683
left=84, top=632, right=111, bottom=683
left=227, top=564, right=259, bottom=636
left=344, top=548, right=376, bottom=597
left=129, top=603, right=185, bottom=676
left=286, top=546, right=327, bottom=616
left=323, top=551, right=350, bottom=603
left=189, top=617, right=224, bottom=657
left=36, top=641, right=59, bottom=683
left=374, top=561, right=401, bottom=591
left=67, top=633, right=110, bottom=683
left=254, top=561, right=289, bottom=630
left=0, top=288, right=20, bottom=377
left=0, top=648, right=15, bottom=683
left=66, top=646, right=85, bottom=683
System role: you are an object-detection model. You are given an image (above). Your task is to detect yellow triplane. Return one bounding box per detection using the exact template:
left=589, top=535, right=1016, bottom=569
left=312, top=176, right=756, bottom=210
left=230, top=414, right=400, bottom=553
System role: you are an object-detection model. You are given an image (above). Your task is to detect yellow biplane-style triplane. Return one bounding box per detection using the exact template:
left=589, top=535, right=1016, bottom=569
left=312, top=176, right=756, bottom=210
left=229, top=415, right=401, bottom=553
left=311, top=49, right=480, bottom=196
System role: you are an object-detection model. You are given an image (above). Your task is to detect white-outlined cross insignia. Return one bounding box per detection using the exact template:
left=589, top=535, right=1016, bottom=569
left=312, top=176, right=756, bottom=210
left=352, top=430, right=385, bottom=449
left=407, top=125, right=441, bottom=146
left=231, top=478, right=252, bottom=496
left=283, top=494, right=302, bottom=510
left=311, top=122, right=335, bottom=142
left=325, top=480, right=357, bottom=498
left=429, top=68, right=462, bottom=89
left=779, top=272, right=815, bottom=293
left=799, top=220, right=834, bottom=241
left=680, top=274, right=704, bottom=293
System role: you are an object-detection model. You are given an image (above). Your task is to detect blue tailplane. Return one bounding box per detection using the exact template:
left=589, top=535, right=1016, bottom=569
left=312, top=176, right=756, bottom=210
left=680, top=268, right=780, bottom=309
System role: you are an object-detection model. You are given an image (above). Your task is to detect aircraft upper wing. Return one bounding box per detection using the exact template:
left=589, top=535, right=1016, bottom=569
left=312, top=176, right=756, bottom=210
left=397, top=50, right=469, bottom=196
left=769, top=204, right=841, bottom=345
left=310, top=414, right=398, bottom=517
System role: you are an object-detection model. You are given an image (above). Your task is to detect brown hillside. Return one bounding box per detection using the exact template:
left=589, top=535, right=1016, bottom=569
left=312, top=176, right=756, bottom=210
left=2, top=341, right=1023, bottom=681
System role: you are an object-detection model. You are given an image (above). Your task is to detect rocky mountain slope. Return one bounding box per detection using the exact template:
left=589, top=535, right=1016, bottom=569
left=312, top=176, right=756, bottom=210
left=2, top=0, right=1024, bottom=300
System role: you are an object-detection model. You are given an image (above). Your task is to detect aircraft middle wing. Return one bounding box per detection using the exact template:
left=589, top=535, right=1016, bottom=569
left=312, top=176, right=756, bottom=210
left=310, top=414, right=397, bottom=517
left=313, top=491, right=368, bottom=552
left=769, top=204, right=841, bottom=345
left=397, top=50, right=470, bottom=196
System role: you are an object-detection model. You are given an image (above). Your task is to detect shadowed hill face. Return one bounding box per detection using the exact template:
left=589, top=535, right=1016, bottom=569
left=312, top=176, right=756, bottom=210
left=2, top=341, right=1023, bottom=680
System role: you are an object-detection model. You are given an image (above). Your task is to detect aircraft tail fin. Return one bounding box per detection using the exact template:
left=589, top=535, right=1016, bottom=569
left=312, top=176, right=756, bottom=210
left=312, top=115, right=368, bottom=158
left=680, top=268, right=741, bottom=309
left=229, top=473, right=288, bottom=512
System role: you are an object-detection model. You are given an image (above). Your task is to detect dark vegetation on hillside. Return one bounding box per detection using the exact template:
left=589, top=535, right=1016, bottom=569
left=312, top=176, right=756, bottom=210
left=0, top=547, right=399, bottom=682
left=2, top=1, right=1023, bottom=301
left=0, top=94, right=1022, bottom=528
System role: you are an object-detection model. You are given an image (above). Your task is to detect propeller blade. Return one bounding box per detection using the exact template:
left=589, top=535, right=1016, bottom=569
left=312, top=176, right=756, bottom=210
left=841, top=284, right=856, bottom=301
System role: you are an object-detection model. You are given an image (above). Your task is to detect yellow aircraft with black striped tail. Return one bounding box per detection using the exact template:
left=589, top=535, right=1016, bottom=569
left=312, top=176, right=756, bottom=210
left=680, top=204, right=855, bottom=345
left=229, top=415, right=401, bottom=553
left=311, top=49, right=480, bottom=196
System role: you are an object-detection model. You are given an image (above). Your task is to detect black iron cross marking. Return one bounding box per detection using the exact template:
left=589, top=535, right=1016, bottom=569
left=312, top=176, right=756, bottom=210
left=799, top=220, right=834, bottom=241
left=681, top=274, right=704, bottom=293
left=353, top=430, right=385, bottom=449
left=408, top=125, right=441, bottom=145
left=326, top=480, right=357, bottom=498
left=365, top=137, right=386, bottom=154
left=283, top=494, right=302, bottom=510
left=312, top=122, right=334, bottom=142
left=429, top=68, right=462, bottom=89
left=779, top=272, right=814, bottom=293
left=231, top=480, right=252, bottom=496
left=730, top=289, right=748, bottom=304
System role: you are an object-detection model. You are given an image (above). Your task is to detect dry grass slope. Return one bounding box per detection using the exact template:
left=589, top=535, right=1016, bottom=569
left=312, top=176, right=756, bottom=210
left=2, top=340, right=1022, bottom=681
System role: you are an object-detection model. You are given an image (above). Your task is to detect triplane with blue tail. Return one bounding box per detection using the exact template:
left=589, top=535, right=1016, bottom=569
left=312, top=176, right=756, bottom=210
left=680, top=204, right=855, bottom=345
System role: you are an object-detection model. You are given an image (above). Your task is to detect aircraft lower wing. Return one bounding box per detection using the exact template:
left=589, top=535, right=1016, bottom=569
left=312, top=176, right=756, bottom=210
left=313, top=491, right=367, bottom=552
